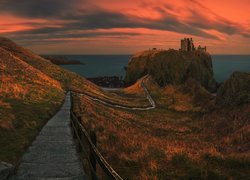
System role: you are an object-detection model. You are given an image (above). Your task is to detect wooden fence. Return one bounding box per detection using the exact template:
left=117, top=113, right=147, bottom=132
left=70, top=93, right=123, bottom=180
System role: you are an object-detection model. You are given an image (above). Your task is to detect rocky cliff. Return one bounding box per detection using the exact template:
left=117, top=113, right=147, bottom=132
left=125, top=49, right=217, bottom=92
left=216, top=71, right=250, bottom=106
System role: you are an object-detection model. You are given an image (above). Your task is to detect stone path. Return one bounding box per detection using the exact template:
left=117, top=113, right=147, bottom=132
left=15, top=93, right=86, bottom=180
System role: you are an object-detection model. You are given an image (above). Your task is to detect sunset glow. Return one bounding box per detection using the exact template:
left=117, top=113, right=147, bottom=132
left=0, top=0, right=249, bottom=54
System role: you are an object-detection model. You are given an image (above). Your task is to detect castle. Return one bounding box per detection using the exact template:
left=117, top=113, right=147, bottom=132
left=180, top=38, right=206, bottom=52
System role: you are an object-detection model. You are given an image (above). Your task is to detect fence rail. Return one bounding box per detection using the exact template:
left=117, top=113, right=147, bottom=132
left=70, top=93, right=123, bottom=180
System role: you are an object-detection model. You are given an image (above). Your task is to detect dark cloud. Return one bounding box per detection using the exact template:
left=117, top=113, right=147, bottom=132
left=188, top=9, right=238, bottom=35
left=2, top=0, right=249, bottom=44
left=65, top=11, right=139, bottom=29
left=188, top=0, right=250, bottom=37
left=242, top=33, right=250, bottom=38
left=5, top=8, right=219, bottom=40
left=3, top=8, right=220, bottom=41
left=5, top=28, right=141, bottom=43
left=20, top=27, right=63, bottom=35
left=0, top=0, right=81, bottom=18
left=62, top=9, right=220, bottom=39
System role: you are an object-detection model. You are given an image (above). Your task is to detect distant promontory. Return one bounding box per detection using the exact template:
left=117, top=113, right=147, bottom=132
left=125, top=49, right=217, bottom=92
left=42, top=55, right=84, bottom=65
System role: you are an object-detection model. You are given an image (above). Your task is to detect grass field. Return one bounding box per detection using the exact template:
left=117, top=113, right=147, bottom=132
left=73, top=78, right=250, bottom=179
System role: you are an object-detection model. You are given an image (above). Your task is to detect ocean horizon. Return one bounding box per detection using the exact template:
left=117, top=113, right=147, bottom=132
left=52, top=54, right=250, bottom=82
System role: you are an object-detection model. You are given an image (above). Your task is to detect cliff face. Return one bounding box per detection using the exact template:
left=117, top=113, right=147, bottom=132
left=125, top=49, right=216, bottom=92
left=216, top=71, right=250, bottom=106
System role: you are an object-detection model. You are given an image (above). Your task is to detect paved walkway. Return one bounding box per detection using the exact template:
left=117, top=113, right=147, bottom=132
left=15, top=93, right=86, bottom=180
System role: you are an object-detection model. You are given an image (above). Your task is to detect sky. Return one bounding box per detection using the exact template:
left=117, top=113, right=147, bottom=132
left=0, top=0, right=249, bottom=54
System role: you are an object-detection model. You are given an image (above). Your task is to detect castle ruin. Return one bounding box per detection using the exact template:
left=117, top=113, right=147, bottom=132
left=197, top=45, right=207, bottom=52
left=180, top=38, right=206, bottom=52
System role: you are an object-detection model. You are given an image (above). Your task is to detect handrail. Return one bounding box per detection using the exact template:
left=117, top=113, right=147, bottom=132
left=70, top=109, right=123, bottom=180
left=70, top=112, right=98, bottom=179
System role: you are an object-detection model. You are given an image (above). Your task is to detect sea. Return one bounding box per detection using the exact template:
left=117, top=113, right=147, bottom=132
left=59, top=55, right=250, bottom=83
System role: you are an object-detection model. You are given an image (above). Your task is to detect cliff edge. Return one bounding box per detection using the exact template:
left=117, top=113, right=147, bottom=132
left=125, top=49, right=217, bottom=92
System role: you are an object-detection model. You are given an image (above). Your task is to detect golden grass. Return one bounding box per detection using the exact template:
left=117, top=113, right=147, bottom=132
left=0, top=45, right=65, bottom=164
left=0, top=37, right=151, bottom=107
left=0, top=37, right=155, bottom=165
left=123, top=76, right=160, bottom=96
left=74, top=80, right=249, bottom=179
left=0, top=47, right=62, bottom=100
left=123, top=80, right=144, bottom=95
left=74, top=96, right=203, bottom=178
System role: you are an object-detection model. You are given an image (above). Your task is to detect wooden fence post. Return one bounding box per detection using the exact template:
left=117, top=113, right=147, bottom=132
left=90, top=130, right=97, bottom=179
left=72, top=118, right=77, bottom=139
left=77, top=116, right=82, bottom=152
left=70, top=93, right=73, bottom=110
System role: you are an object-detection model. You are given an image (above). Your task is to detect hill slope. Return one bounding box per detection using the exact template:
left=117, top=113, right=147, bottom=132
left=0, top=47, right=62, bottom=101
left=0, top=37, right=148, bottom=107
left=0, top=37, right=107, bottom=164
left=0, top=47, right=64, bottom=163
left=74, top=75, right=249, bottom=179
left=0, top=37, right=153, bottom=164
left=0, top=37, right=100, bottom=92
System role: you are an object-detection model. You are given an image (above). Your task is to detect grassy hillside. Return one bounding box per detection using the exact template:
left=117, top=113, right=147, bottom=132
left=0, top=37, right=149, bottom=107
left=0, top=37, right=100, bottom=91
left=0, top=37, right=151, bottom=164
left=74, top=76, right=249, bottom=179
left=0, top=47, right=64, bottom=164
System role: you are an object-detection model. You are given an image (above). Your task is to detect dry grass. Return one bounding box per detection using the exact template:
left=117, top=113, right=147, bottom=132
left=74, top=78, right=250, bottom=179
left=201, top=104, right=250, bottom=157
left=0, top=37, right=151, bottom=107
left=0, top=44, right=65, bottom=164
left=0, top=37, right=249, bottom=179
left=0, top=37, right=155, bottom=165
left=0, top=47, right=62, bottom=100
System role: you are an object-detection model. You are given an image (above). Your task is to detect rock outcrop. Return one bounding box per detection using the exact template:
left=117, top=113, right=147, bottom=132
left=216, top=71, right=250, bottom=106
left=125, top=49, right=217, bottom=92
